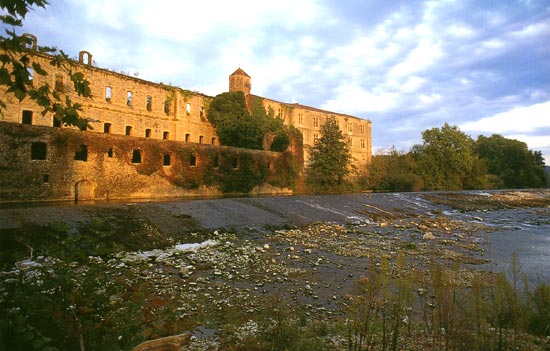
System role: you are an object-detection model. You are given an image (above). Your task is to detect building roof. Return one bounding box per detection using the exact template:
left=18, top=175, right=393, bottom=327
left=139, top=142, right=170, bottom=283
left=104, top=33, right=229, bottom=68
left=230, top=67, right=250, bottom=77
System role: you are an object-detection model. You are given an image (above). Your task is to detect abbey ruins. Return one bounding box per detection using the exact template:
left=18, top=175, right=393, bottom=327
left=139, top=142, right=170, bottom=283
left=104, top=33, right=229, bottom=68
left=0, top=36, right=372, bottom=201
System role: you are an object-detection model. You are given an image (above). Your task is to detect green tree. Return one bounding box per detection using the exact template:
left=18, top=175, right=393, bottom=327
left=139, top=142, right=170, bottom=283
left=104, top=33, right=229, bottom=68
left=364, top=147, right=423, bottom=192
left=305, top=115, right=353, bottom=193
left=207, top=91, right=263, bottom=149
left=207, top=92, right=292, bottom=151
left=475, top=134, right=546, bottom=188
left=412, top=123, right=485, bottom=191
left=1, top=0, right=92, bottom=129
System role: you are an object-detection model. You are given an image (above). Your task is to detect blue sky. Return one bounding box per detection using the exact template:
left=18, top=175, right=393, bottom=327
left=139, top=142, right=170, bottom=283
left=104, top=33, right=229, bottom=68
left=9, top=0, right=550, bottom=163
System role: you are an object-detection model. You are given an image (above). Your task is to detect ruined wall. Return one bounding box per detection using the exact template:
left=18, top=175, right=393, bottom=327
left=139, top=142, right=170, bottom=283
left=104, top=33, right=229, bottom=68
left=0, top=122, right=295, bottom=202
left=0, top=51, right=217, bottom=146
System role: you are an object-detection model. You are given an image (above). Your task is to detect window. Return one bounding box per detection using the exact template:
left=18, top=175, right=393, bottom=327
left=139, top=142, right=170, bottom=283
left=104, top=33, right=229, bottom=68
left=125, top=126, right=132, bottom=136
left=313, top=133, right=319, bottom=143
left=185, top=134, right=190, bottom=142
left=199, top=135, right=204, bottom=144
left=53, top=117, right=61, bottom=128
left=298, top=114, right=303, bottom=125
left=31, top=142, right=47, bottom=160
left=360, top=139, right=366, bottom=149
left=313, top=117, right=319, bottom=128
left=186, top=103, right=191, bottom=116
left=22, top=110, right=33, bottom=125
left=74, top=144, right=88, bottom=161
left=348, top=123, right=353, bottom=132
left=105, top=86, right=112, bottom=102
left=164, top=99, right=170, bottom=114
left=163, top=131, right=169, bottom=140
left=190, top=154, right=197, bottom=167
left=163, top=154, right=171, bottom=166
left=127, top=91, right=132, bottom=106
left=146, top=96, right=152, bottom=111
left=107, top=148, right=113, bottom=158
left=211, top=137, right=216, bottom=145
left=55, top=74, right=63, bottom=92
left=43, top=174, right=49, bottom=183
left=145, top=129, right=152, bottom=138
left=27, top=68, right=34, bottom=85
left=360, top=124, right=365, bottom=134
left=103, top=123, right=111, bottom=134
left=200, top=106, right=204, bottom=118
left=232, top=157, right=239, bottom=169
left=132, top=149, right=141, bottom=163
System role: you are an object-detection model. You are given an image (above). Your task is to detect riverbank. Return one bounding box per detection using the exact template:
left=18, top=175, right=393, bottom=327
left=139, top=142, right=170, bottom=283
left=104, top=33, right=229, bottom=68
left=1, top=189, right=549, bottom=350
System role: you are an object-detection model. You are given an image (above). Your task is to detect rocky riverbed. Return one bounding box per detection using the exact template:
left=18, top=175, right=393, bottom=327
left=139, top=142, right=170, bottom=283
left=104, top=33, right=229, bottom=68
left=1, top=189, right=549, bottom=350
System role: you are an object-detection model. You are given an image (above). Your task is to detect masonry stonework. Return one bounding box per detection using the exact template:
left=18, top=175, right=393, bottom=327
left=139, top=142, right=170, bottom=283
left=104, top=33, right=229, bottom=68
left=0, top=41, right=372, bottom=201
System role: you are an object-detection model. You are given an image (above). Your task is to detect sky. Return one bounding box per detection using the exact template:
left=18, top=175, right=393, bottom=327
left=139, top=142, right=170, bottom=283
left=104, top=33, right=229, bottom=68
left=7, top=0, right=550, bottom=164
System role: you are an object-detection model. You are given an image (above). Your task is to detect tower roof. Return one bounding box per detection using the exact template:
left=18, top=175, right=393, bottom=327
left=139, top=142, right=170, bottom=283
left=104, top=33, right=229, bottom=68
left=230, top=67, right=250, bottom=77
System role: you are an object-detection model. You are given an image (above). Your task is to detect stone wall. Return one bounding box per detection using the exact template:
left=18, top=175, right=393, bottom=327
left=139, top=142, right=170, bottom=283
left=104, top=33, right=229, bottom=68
left=0, top=122, right=295, bottom=202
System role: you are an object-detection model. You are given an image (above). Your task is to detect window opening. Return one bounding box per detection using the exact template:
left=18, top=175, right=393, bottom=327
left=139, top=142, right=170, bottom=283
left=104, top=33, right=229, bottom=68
left=43, top=174, right=49, bottom=183
left=163, top=131, right=169, bottom=140
left=55, top=74, right=63, bottom=92
left=105, top=86, right=112, bottom=101
left=127, top=91, right=132, bottom=106
left=107, top=148, right=113, bottom=158
left=74, top=144, right=88, bottom=162
left=348, top=123, right=353, bottom=132
left=103, top=123, right=111, bottom=134
left=213, top=155, right=219, bottom=168
left=314, top=133, right=319, bottom=143
left=164, top=99, right=170, bottom=114
left=163, top=154, right=171, bottom=166
left=313, top=117, right=319, bottom=128
left=211, top=137, right=216, bottom=145
left=200, top=106, right=204, bottom=118
left=186, top=103, right=191, bottom=116
left=22, top=110, right=33, bottom=125
left=132, top=149, right=142, bottom=163
left=31, top=142, right=47, bottom=160
left=146, top=95, right=152, bottom=111
left=53, top=117, right=61, bottom=128
left=27, top=68, right=33, bottom=85
left=190, top=154, right=197, bottom=167
left=145, top=129, right=152, bottom=138
left=185, top=134, right=190, bottom=142
left=232, top=157, right=239, bottom=169
left=125, top=126, right=132, bottom=136
left=199, top=135, right=204, bottom=144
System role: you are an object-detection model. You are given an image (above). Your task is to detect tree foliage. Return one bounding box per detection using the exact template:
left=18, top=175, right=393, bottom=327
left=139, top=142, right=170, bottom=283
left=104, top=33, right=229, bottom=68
left=412, top=123, right=487, bottom=191
left=475, top=134, right=546, bottom=188
left=207, top=92, right=291, bottom=151
left=365, top=124, right=546, bottom=192
left=306, top=115, right=353, bottom=193
left=0, top=0, right=92, bottom=129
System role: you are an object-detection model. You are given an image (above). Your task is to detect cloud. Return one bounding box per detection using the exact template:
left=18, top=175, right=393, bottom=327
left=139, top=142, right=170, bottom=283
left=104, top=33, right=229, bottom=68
left=461, top=101, right=550, bottom=134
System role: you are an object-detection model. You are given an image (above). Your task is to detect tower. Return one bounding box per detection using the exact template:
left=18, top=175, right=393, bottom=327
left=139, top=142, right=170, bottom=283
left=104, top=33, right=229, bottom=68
left=229, top=68, right=251, bottom=95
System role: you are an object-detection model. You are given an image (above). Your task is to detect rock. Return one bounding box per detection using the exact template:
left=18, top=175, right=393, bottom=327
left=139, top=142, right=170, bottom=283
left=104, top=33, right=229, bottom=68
left=423, top=232, right=436, bottom=240
left=131, top=333, right=191, bottom=351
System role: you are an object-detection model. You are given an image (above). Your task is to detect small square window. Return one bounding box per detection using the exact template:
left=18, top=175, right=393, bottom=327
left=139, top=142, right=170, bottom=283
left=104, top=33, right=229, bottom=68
left=74, top=144, right=88, bottom=162
left=31, top=142, right=47, bottom=160
left=163, top=154, right=171, bottom=166
left=125, top=126, right=132, bottom=136
left=163, top=131, right=169, bottom=140
left=103, top=123, right=111, bottom=134
left=145, top=129, right=152, bottom=138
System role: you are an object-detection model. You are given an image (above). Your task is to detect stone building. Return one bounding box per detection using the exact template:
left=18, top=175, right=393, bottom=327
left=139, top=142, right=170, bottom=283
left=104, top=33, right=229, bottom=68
left=0, top=37, right=372, bottom=201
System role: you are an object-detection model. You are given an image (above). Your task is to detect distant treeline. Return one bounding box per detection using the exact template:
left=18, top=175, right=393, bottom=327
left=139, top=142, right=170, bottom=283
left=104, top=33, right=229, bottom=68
left=362, top=123, right=548, bottom=192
